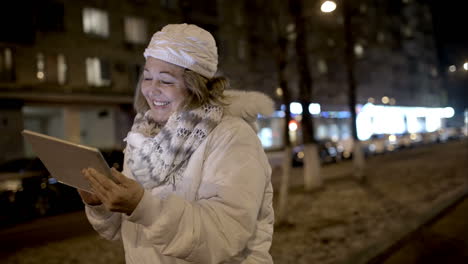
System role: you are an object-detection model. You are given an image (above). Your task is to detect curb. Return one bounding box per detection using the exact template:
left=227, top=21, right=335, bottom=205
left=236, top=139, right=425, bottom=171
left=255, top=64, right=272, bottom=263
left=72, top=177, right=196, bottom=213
left=341, top=185, right=468, bottom=264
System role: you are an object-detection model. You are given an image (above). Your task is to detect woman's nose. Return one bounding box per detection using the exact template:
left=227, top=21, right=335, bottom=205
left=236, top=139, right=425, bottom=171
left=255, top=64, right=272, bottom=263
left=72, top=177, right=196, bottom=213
left=148, top=87, right=161, bottom=97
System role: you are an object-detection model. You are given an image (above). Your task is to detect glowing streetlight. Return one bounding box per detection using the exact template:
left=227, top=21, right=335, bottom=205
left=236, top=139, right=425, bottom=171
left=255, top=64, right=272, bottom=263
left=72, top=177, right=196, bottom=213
left=463, top=62, right=468, bottom=71
left=449, top=65, right=456, bottom=72
left=321, top=1, right=337, bottom=13
left=381, top=96, right=390, bottom=104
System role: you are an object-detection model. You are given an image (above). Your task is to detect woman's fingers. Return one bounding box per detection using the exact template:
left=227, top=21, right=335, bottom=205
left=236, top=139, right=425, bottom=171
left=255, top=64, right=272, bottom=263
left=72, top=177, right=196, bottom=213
left=82, top=167, right=143, bottom=214
left=83, top=168, right=112, bottom=198
left=87, top=168, right=117, bottom=189
left=111, top=168, right=128, bottom=184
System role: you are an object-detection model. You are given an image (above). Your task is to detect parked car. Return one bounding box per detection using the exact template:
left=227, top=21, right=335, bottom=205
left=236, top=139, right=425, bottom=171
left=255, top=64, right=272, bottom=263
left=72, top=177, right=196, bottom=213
left=292, top=140, right=342, bottom=167
left=0, top=158, right=55, bottom=225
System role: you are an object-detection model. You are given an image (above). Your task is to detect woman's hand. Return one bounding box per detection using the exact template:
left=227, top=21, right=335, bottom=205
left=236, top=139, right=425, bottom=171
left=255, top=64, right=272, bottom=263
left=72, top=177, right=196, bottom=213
left=82, top=167, right=144, bottom=215
left=78, top=189, right=102, bottom=206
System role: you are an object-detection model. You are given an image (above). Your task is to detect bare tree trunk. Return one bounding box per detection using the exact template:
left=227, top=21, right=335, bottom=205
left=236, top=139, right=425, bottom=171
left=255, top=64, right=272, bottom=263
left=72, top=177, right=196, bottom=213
left=275, top=33, right=293, bottom=224
left=342, top=0, right=365, bottom=181
left=277, top=146, right=292, bottom=222
left=289, top=0, right=322, bottom=190
left=303, top=144, right=322, bottom=189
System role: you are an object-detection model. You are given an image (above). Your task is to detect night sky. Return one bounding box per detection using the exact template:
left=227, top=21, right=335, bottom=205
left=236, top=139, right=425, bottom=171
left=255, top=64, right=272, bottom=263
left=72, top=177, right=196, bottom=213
left=430, top=0, right=468, bottom=114
left=430, top=0, right=468, bottom=68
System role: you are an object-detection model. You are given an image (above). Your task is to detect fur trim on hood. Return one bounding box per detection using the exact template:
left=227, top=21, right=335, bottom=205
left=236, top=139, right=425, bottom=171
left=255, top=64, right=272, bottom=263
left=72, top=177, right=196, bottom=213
left=223, top=90, right=274, bottom=131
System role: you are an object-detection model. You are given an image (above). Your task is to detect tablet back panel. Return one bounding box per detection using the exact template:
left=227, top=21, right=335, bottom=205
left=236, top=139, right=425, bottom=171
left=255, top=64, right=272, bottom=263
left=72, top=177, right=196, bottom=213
left=22, top=130, right=111, bottom=193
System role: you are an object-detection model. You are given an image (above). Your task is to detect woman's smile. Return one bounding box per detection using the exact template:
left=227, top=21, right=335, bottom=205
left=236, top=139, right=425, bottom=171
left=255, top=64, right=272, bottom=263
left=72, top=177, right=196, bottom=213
left=152, top=101, right=171, bottom=107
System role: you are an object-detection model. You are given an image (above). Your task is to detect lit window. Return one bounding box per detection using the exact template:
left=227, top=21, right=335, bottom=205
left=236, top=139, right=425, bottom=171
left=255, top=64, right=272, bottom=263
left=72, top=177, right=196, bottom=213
left=57, top=54, right=67, bottom=85
left=86, top=57, right=111, bottom=86
left=37, top=53, right=45, bottom=81
left=317, top=59, right=328, bottom=74
left=0, top=48, right=15, bottom=82
left=354, top=44, right=364, bottom=57
left=4, top=49, right=12, bottom=70
left=124, top=16, right=147, bottom=44
left=83, top=8, right=109, bottom=37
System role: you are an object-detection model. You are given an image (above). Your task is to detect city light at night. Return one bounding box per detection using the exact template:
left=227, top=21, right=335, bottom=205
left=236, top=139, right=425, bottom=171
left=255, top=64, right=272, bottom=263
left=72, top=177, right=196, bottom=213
left=320, top=1, right=337, bottom=13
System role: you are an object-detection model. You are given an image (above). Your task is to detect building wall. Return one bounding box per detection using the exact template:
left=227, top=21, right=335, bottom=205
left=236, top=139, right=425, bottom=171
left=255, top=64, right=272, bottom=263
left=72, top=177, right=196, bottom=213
left=0, top=0, right=449, bottom=160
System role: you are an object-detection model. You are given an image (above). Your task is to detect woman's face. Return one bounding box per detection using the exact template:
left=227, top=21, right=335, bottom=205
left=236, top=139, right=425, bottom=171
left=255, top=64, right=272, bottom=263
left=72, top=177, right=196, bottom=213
left=141, top=57, right=187, bottom=123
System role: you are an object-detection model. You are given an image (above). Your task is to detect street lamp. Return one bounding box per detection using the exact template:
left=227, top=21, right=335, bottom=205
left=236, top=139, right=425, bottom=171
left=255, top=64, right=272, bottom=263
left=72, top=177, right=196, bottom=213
left=321, top=1, right=337, bottom=13
left=463, top=62, right=468, bottom=71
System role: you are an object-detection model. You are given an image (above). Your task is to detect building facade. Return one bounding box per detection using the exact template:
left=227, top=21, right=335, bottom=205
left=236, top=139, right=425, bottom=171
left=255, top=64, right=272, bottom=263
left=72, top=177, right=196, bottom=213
left=0, top=0, right=447, bottom=162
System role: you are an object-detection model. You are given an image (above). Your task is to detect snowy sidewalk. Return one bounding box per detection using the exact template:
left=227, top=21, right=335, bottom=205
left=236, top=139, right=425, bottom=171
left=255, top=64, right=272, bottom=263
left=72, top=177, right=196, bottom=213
left=271, top=140, right=468, bottom=264
left=3, top=140, right=468, bottom=264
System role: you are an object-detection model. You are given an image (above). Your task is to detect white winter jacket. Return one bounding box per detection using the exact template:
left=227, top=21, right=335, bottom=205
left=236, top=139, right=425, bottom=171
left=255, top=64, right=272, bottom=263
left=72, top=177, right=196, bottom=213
left=85, top=91, right=274, bottom=264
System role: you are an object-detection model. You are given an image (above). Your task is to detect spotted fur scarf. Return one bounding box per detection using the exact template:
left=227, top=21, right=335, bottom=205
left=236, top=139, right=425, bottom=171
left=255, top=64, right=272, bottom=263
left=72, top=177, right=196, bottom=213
left=125, top=104, right=223, bottom=189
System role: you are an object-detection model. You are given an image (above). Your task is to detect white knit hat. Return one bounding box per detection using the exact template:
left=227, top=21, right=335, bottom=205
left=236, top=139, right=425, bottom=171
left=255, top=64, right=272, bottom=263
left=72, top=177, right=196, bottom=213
left=143, top=24, right=218, bottom=78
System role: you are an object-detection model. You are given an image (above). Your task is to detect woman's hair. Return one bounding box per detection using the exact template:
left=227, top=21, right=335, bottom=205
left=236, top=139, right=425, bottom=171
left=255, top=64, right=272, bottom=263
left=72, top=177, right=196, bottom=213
left=134, top=69, right=229, bottom=114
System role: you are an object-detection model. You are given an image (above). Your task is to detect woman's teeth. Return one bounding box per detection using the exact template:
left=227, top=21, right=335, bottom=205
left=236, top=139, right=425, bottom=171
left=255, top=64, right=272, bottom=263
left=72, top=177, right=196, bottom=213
left=153, top=101, right=170, bottom=106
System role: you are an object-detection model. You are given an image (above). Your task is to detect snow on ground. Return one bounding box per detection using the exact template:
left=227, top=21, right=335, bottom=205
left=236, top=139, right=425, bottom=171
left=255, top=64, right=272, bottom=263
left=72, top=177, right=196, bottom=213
left=4, top=140, right=468, bottom=264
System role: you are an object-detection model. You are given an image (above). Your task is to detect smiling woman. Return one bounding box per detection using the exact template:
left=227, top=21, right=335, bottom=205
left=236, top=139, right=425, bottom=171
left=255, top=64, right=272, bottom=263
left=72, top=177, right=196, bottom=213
left=78, top=23, right=275, bottom=264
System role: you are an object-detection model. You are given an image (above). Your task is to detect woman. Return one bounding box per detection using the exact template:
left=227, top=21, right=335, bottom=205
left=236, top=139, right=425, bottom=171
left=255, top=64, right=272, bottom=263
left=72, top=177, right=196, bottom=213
left=79, top=24, right=274, bottom=264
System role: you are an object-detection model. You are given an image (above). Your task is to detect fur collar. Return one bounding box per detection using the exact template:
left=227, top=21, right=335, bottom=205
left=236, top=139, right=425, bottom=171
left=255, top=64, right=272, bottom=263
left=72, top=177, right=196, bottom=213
left=223, top=90, right=274, bottom=131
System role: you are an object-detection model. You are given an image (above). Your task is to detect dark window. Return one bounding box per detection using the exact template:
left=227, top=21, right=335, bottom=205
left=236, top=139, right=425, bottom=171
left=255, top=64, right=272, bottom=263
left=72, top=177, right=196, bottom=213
left=101, top=60, right=111, bottom=82
left=160, top=0, right=178, bottom=9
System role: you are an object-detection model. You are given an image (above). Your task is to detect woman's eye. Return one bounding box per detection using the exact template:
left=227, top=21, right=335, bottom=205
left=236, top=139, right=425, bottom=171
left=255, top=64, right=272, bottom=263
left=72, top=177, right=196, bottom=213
left=143, top=77, right=152, bottom=81
left=161, top=80, right=173, bottom=85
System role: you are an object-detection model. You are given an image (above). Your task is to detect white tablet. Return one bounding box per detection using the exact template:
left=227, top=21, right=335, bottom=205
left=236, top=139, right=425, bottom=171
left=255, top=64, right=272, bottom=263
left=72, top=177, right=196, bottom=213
left=22, top=129, right=115, bottom=193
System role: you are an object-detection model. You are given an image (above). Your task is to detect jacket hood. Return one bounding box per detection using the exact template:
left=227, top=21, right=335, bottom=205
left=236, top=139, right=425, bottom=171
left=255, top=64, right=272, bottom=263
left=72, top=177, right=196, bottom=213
left=223, top=90, right=274, bottom=131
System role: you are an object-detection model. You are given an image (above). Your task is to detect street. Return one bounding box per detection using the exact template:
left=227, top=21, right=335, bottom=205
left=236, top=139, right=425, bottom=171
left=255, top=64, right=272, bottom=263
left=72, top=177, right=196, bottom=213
left=1, top=139, right=467, bottom=264
left=370, top=194, right=468, bottom=263
left=0, top=210, right=94, bottom=258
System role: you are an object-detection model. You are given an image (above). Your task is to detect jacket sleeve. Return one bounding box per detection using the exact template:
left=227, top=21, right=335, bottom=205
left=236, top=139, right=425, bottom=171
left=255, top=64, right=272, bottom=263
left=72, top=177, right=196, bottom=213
left=126, top=121, right=271, bottom=263
left=84, top=203, right=122, bottom=241
left=83, top=151, right=133, bottom=241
